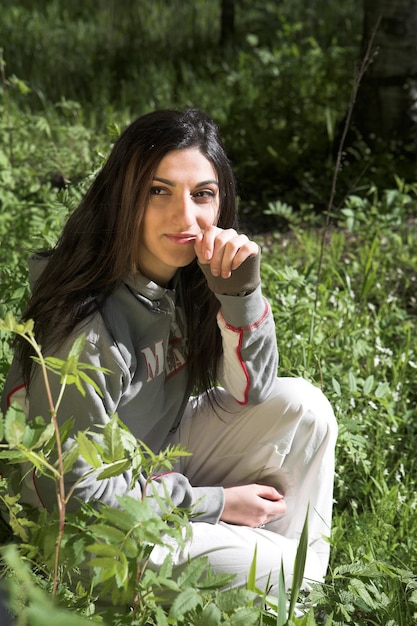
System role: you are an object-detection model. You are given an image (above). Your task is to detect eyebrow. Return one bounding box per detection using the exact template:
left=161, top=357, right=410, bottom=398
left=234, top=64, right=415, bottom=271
left=153, top=176, right=219, bottom=187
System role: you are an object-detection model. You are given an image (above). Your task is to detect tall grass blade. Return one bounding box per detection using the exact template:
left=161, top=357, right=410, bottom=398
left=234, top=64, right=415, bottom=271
left=247, top=544, right=258, bottom=592
left=287, top=507, right=309, bottom=619
left=277, top=560, right=287, bottom=626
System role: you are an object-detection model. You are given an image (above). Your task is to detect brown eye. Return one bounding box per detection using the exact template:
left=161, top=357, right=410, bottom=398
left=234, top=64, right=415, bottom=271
left=193, top=189, right=217, bottom=202
left=150, top=186, right=168, bottom=195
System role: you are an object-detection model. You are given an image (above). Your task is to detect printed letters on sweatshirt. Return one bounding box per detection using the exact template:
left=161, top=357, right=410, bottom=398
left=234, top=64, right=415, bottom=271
left=141, top=307, right=187, bottom=382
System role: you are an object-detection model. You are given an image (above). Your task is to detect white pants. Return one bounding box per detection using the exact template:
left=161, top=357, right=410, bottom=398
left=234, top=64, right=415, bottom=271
left=153, top=377, right=338, bottom=594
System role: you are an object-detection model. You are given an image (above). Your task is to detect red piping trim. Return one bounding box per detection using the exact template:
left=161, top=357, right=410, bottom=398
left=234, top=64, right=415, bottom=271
left=6, top=383, right=26, bottom=408
left=152, top=471, right=175, bottom=480
left=32, top=470, right=47, bottom=509
left=235, top=328, right=250, bottom=405
left=218, top=301, right=270, bottom=406
left=218, top=300, right=270, bottom=332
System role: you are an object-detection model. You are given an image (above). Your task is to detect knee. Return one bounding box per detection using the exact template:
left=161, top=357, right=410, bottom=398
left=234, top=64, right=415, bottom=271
left=296, top=377, right=337, bottom=439
left=269, top=377, right=338, bottom=442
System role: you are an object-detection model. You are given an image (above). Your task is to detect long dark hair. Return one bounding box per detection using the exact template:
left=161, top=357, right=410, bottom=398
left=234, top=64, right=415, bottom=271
left=18, top=108, right=238, bottom=394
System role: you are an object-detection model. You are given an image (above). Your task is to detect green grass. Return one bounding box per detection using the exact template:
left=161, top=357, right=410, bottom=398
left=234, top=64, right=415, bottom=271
left=1, top=72, right=417, bottom=626
left=259, top=206, right=417, bottom=623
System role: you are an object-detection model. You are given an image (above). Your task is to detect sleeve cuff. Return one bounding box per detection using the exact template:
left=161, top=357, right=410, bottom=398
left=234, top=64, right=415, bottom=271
left=216, top=286, right=268, bottom=328
left=190, top=486, right=225, bottom=524
left=198, top=252, right=260, bottom=296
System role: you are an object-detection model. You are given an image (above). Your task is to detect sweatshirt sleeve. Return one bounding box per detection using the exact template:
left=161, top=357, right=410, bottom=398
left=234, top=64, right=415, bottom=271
left=199, top=254, right=279, bottom=405
left=216, top=289, right=278, bottom=404
left=2, top=321, right=224, bottom=524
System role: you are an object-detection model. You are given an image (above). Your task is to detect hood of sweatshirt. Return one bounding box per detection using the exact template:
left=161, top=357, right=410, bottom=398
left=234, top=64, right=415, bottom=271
left=27, top=251, right=178, bottom=308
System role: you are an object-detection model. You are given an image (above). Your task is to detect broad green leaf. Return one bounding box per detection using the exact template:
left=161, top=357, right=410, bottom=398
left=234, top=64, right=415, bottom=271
left=114, top=551, right=129, bottom=587
left=77, top=370, right=104, bottom=397
left=97, top=458, right=131, bottom=479
left=9, top=76, right=32, bottom=96
left=0, top=450, right=27, bottom=461
left=58, top=418, right=76, bottom=445
left=61, top=355, right=78, bottom=376
left=76, top=431, right=102, bottom=469
left=363, top=375, right=375, bottom=395
left=92, top=523, right=138, bottom=559
left=229, top=607, right=259, bottom=625
left=73, top=374, right=86, bottom=397
left=21, top=416, right=55, bottom=450
left=87, top=557, right=117, bottom=582
left=153, top=605, right=169, bottom=626
left=348, top=371, right=357, bottom=393
left=217, top=588, right=255, bottom=613
left=159, top=553, right=173, bottom=579
left=194, top=568, right=235, bottom=590
left=141, top=569, right=181, bottom=592
left=4, top=404, right=26, bottom=447
left=40, top=356, right=66, bottom=372
left=375, top=382, right=390, bottom=399
left=169, top=587, right=202, bottom=619
left=61, top=443, right=81, bottom=474
left=331, top=378, right=341, bottom=396
left=86, top=542, right=121, bottom=559
left=21, top=449, right=58, bottom=476
left=349, top=578, right=377, bottom=610
left=102, top=415, right=125, bottom=462
left=98, top=506, right=137, bottom=532
left=194, top=603, right=222, bottom=626
left=31, top=420, right=56, bottom=449
left=89, top=523, right=126, bottom=545
left=68, top=333, right=86, bottom=359
left=116, top=494, right=156, bottom=523
left=26, top=604, right=92, bottom=626
left=177, top=557, right=209, bottom=588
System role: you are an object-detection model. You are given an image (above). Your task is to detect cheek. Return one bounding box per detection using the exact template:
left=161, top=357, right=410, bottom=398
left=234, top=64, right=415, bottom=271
left=141, top=206, right=158, bottom=232
left=213, top=205, right=220, bottom=226
left=200, top=203, right=220, bottom=228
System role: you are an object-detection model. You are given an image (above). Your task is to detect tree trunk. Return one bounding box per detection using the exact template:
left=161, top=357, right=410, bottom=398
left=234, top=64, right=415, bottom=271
left=220, top=0, right=235, bottom=46
left=354, top=0, right=417, bottom=147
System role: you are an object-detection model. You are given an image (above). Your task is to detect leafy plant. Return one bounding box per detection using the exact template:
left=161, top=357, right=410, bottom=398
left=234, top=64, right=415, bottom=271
left=0, top=314, right=318, bottom=625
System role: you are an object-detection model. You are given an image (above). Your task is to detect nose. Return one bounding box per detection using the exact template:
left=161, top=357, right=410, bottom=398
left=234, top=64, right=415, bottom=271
left=171, top=193, right=195, bottom=226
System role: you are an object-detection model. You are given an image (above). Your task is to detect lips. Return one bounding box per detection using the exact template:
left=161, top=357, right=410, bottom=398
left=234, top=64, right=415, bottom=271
left=165, top=234, right=197, bottom=244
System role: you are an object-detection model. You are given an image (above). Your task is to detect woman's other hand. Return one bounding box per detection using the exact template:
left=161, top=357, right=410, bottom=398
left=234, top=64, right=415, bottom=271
left=220, top=484, right=287, bottom=527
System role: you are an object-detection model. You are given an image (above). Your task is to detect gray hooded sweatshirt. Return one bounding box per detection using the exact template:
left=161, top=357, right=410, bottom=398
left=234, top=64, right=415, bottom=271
left=1, top=253, right=278, bottom=523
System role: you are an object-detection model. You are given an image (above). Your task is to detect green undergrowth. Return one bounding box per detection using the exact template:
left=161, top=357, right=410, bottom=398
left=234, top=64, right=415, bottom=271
left=1, top=66, right=417, bottom=625
left=259, top=192, right=417, bottom=623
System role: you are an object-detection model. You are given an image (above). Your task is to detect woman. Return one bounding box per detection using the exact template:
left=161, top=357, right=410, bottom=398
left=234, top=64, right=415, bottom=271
left=2, top=108, right=337, bottom=595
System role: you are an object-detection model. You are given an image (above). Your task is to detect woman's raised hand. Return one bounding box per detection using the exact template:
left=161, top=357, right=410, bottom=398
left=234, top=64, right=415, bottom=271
left=194, top=226, right=259, bottom=279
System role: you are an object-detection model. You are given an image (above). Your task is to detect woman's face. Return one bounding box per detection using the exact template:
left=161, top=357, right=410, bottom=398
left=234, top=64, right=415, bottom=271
left=136, top=147, right=220, bottom=285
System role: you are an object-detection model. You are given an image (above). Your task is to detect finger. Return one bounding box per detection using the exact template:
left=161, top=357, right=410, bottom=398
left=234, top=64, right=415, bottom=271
left=266, top=497, right=287, bottom=519
left=213, top=235, right=249, bottom=278
left=256, top=498, right=287, bottom=527
left=197, top=225, right=219, bottom=263
left=221, top=240, right=259, bottom=277
left=209, top=231, right=246, bottom=277
left=257, top=484, right=285, bottom=501
left=193, top=232, right=206, bottom=263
